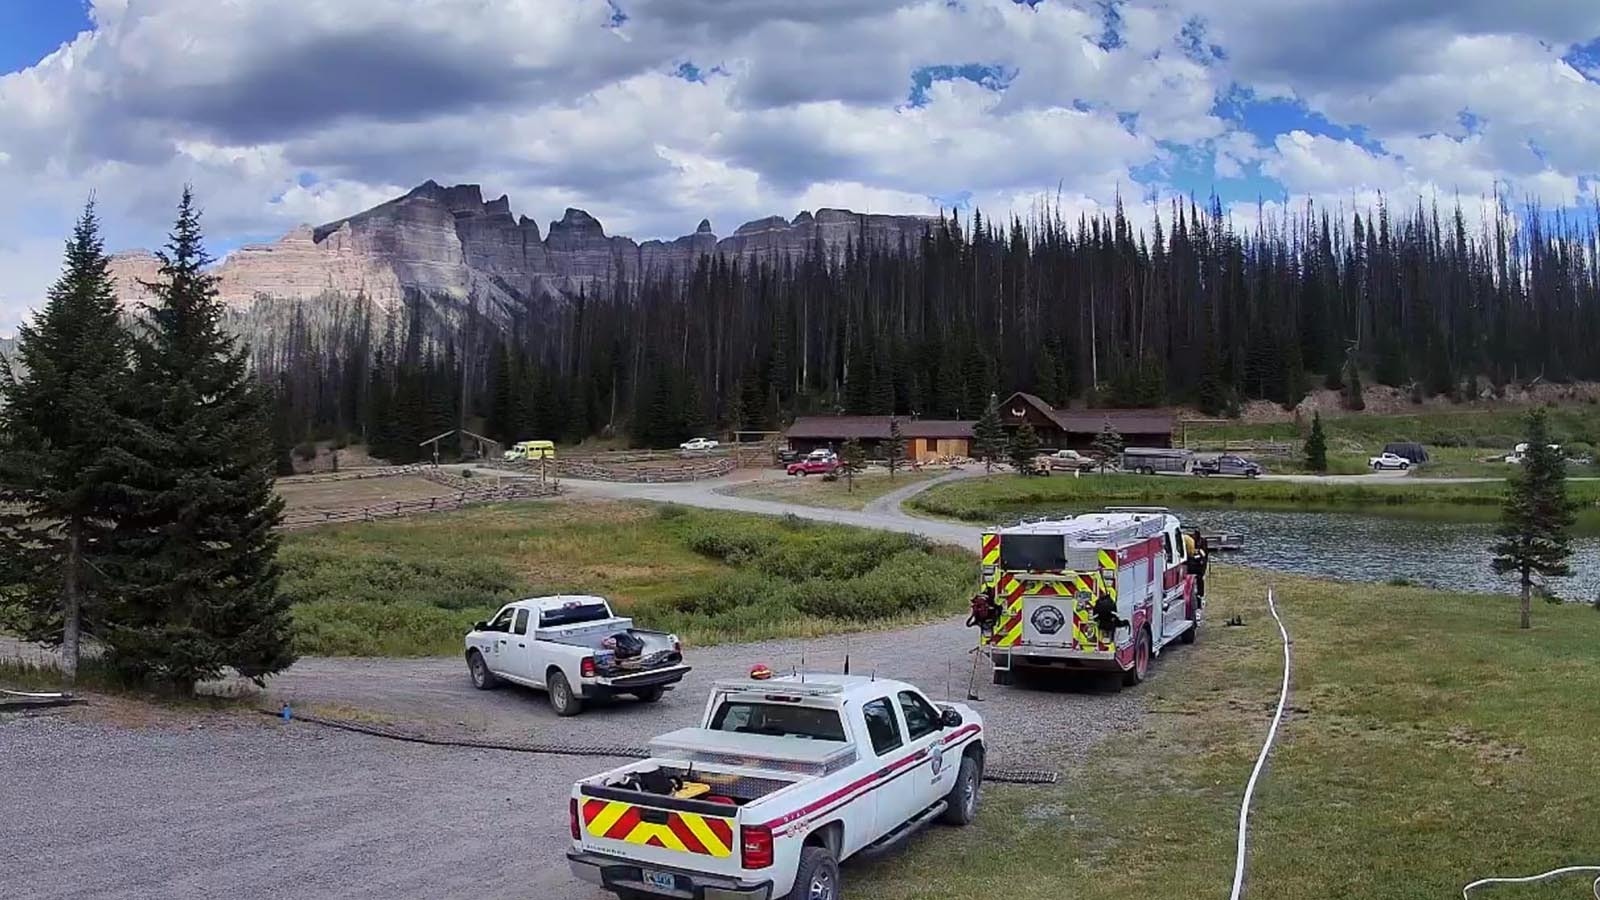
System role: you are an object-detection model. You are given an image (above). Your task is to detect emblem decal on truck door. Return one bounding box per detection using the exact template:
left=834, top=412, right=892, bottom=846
left=1031, top=605, right=1066, bottom=635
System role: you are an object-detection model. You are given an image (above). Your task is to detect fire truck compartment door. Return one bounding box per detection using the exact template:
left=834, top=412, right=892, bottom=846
left=1021, top=593, right=1077, bottom=647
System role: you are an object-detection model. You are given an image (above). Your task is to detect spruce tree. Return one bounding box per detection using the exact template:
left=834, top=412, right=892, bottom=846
left=1008, top=422, right=1042, bottom=476
left=839, top=437, right=866, bottom=493
left=1034, top=345, right=1061, bottom=407
left=0, top=201, right=133, bottom=682
left=1491, top=409, right=1576, bottom=629
left=1341, top=358, right=1366, bottom=411
left=101, top=189, right=294, bottom=690
left=1304, top=411, right=1329, bottom=474
left=1091, top=421, right=1124, bottom=472
left=884, top=417, right=906, bottom=480
left=971, top=393, right=1007, bottom=473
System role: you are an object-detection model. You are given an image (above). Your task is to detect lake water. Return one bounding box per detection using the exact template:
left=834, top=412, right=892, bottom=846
left=1180, top=507, right=1600, bottom=601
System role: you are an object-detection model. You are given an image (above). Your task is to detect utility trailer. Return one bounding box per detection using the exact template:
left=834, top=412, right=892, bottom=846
left=973, top=508, right=1199, bottom=687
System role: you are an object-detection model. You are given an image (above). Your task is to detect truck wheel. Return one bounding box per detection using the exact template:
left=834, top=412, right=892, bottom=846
left=1122, top=629, right=1151, bottom=686
left=467, top=651, right=499, bottom=690
left=940, top=754, right=982, bottom=826
left=786, top=847, right=840, bottom=900
left=548, top=671, right=583, bottom=717
left=631, top=686, right=665, bottom=703
left=1180, top=611, right=1198, bottom=645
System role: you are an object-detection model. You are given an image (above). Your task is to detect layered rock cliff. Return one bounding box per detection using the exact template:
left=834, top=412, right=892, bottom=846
left=107, top=181, right=938, bottom=325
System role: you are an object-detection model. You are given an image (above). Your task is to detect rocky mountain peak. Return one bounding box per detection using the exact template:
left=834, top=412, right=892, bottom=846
left=105, top=181, right=942, bottom=327
left=552, top=208, right=606, bottom=236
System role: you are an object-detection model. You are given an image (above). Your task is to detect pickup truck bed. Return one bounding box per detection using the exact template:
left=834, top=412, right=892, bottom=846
left=568, top=676, right=986, bottom=900
left=466, top=596, right=690, bottom=716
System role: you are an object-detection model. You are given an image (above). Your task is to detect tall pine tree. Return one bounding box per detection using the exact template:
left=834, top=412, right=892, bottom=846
left=971, top=393, right=1007, bottom=473
left=102, top=189, right=295, bottom=690
left=0, top=201, right=133, bottom=682
left=1491, top=408, right=1576, bottom=629
left=1304, top=411, right=1329, bottom=474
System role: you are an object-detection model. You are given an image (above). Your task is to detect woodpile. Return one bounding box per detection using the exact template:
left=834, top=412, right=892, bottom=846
left=552, top=456, right=735, bottom=483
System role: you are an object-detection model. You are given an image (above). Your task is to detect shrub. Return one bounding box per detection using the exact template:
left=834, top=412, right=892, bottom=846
left=656, top=503, right=690, bottom=520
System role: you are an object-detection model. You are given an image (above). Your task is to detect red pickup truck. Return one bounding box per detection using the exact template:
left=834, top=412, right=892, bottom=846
left=786, top=451, right=840, bottom=476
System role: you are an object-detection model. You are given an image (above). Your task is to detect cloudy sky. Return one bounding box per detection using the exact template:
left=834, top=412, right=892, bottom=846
left=2, top=0, right=1599, bottom=333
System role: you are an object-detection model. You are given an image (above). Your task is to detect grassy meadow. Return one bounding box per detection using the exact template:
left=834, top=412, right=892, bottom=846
left=279, top=500, right=972, bottom=656
left=1187, top=403, right=1600, bottom=477
left=855, top=568, right=1600, bottom=900
left=908, top=470, right=1600, bottom=523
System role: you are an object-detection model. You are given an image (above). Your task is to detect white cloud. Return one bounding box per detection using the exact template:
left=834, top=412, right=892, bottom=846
left=0, top=0, right=1596, bottom=330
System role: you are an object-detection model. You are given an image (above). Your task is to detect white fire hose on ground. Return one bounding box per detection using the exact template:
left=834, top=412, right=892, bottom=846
left=1228, top=587, right=1598, bottom=900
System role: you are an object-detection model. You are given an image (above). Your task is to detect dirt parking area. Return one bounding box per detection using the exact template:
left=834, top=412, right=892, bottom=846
left=4, top=616, right=1171, bottom=900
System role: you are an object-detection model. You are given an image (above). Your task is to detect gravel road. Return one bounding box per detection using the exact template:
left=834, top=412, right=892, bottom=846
left=4, top=472, right=1161, bottom=900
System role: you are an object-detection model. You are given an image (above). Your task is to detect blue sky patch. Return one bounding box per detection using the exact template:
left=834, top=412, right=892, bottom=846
left=1214, top=86, right=1381, bottom=152
left=1095, top=1, right=1125, bottom=51
left=906, top=63, right=1016, bottom=106
left=0, top=0, right=88, bottom=73
left=1564, top=37, right=1600, bottom=81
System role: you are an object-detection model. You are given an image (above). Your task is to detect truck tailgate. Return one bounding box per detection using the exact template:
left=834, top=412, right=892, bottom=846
left=575, top=786, right=743, bottom=874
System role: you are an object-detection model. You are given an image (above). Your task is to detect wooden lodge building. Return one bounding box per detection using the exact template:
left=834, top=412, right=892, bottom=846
left=783, top=396, right=1174, bottom=463
left=997, top=392, right=1175, bottom=450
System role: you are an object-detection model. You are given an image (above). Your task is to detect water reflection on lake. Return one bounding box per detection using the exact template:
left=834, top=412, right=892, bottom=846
left=1179, top=508, right=1600, bottom=601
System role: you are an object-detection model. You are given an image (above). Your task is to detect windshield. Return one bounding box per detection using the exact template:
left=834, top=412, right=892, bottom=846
left=709, top=701, right=847, bottom=741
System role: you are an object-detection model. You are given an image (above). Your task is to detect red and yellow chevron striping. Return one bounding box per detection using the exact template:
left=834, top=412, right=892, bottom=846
left=581, top=799, right=735, bottom=858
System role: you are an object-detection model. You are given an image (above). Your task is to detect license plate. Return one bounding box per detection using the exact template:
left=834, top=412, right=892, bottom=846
left=642, top=870, right=676, bottom=890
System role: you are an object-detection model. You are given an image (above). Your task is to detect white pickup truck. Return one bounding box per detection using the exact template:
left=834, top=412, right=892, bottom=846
left=568, top=674, right=985, bottom=900
left=464, top=595, right=690, bottom=716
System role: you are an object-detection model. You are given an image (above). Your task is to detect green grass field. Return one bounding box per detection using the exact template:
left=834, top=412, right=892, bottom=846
left=721, top=469, right=938, bottom=511
left=908, top=471, right=1600, bottom=523
left=854, top=568, right=1600, bottom=900
left=1189, top=404, right=1600, bottom=477
left=279, top=500, right=972, bottom=656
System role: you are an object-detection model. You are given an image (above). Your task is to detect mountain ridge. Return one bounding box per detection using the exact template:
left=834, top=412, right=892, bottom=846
left=107, top=182, right=940, bottom=322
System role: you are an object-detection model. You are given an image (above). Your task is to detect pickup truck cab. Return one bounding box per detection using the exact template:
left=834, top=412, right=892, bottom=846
left=786, top=450, right=840, bottom=476
left=568, top=674, right=985, bottom=900
left=465, top=596, right=690, bottom=716
left=1195, top=454, right=1263, bottom=478
left=1039, top=448, right=1098, bottom=473
left=1368, top=452, right=1411, bottom=471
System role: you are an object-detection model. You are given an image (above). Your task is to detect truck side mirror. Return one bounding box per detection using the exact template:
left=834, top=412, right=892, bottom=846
left=473, top=621, right=488, bottom=632
left=941, top=708, right=964, bottom=729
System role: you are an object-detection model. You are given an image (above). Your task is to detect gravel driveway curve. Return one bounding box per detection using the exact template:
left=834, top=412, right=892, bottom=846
left=4, top=472, right=1161, bottom=900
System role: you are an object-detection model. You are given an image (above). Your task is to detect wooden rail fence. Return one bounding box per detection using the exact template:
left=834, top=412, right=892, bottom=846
left=280, top=481, right=560, bottom=530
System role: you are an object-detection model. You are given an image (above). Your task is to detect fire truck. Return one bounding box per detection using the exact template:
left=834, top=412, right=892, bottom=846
left=973, top=508, right=1198, bottom=688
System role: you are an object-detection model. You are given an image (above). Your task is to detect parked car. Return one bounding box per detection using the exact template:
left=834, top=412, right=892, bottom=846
left=786, top=449, right=840, bottom=476
left=776, top=447, right=802, bottom=464
left=568, top=674, right=985, bottom=900
left=680, top=437, right=720, bottom=452
left=1121, top=447, right=1195, bottom=475
left=1195, top=454, right=1263, bottom=478
left=465, top=595, right=690, bottom=717
left=1368, top=452, right=1411, bottom=471
left=1504, top=442, right=1562, bottom=464
left=1038, top=448, right=1098, bottom=473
